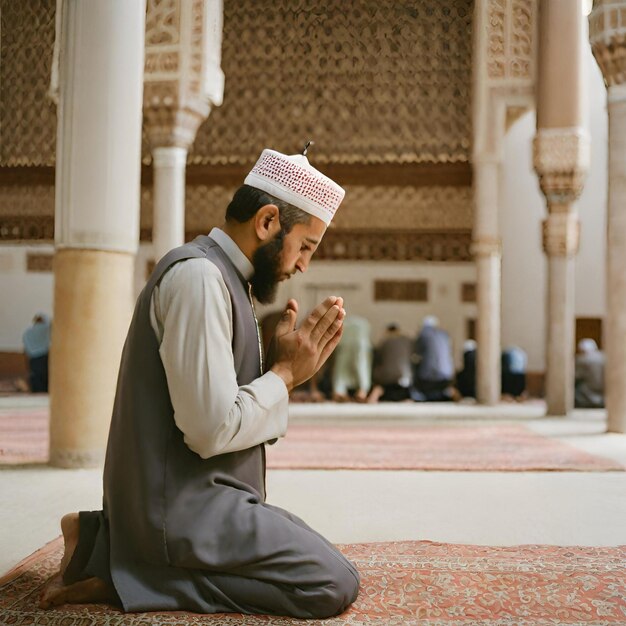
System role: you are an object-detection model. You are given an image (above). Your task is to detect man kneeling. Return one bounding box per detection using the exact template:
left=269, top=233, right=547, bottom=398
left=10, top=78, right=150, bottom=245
left=41, top=148, right=360, bottom=618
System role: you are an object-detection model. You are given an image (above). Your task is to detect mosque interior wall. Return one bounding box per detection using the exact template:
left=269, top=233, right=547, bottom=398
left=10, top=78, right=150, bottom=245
left=0, top=0, right=609, bottom=389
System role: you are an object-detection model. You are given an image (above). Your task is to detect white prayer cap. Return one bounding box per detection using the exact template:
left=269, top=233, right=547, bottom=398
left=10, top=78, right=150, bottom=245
left=244, top=148, right=345, bottom=225
left=578, top=338, right=599, bottom=353
left=463, top=339, right=477, bottom=352
left=422, top=315, right=439, bottom=328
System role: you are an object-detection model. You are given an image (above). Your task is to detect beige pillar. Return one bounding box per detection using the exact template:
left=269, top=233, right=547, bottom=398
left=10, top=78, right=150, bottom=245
left=590, top=1, right=626, bottom=433
left=472, top=158, right=501, bottom=405
left=144, top=0, right=225, bottom=258
left=533, top=0, right=589, bottom=416
left=50, top=0, right=146, bottom=467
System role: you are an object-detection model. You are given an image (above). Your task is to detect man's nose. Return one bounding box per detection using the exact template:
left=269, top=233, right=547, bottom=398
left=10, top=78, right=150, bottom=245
left=296, top=256, right=308, bottom=273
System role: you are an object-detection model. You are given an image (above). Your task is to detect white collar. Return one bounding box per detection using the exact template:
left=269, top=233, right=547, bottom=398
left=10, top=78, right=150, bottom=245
left=208, top=228, right=254, bottom=281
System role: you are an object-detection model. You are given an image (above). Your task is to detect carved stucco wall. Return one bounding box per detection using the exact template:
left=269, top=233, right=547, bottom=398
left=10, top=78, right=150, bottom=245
left=186, top=0, right=473, bottom=166
left=1, top=0, right=476, bottom=259
left=0, top=0, right=57, bottom=167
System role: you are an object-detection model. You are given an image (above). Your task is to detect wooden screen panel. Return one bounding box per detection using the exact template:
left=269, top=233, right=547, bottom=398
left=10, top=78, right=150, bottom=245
left=466, top=318, right=476, bottom=341
left=26, top=253, right=53, bottom=272
left=461, top=282, right=476, bottom=302
left=374, top=280, right=428, bottom=302
left=575, top=317, right=603, bottom=351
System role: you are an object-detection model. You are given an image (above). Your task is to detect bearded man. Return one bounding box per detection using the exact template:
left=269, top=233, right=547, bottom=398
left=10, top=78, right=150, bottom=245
left=40, top=148, right=360, bottom=618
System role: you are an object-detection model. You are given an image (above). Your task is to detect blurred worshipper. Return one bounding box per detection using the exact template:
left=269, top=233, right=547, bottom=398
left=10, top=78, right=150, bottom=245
left=456, top=339, right=477, bottom=399
left=575, top=338, right=605, bottom=408
left=40, top=147, right=359, bottom=618
left=22, top=312, right=51, bottom=392
left=367, top=323, right=413, bottom=402
left=501, top=345, right=528, bottom=401
left=410, top=315, right=455, bottom=402
left=332, top=315, right=373, bottom=402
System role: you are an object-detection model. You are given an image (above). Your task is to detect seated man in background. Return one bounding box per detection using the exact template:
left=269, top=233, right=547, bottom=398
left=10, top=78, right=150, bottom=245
left=22, top=313, right=51, bottom=393
left=40, top=147, right=360, bottom=618
left=411, top=316, right=455, bottom=402
left=501, top=345, right=528, bottom=401
left=456, top=339, right=477, bottom=399
left=575, top=338, right=605, bottom=408
left=368, top=323, right=413, bottom=402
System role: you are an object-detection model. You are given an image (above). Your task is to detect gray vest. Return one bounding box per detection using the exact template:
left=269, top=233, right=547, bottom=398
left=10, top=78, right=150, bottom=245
left=101, top=235, right=266, bottom=609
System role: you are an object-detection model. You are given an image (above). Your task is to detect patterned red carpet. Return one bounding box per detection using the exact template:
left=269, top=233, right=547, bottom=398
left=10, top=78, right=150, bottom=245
left=1, top=537, right=625, bottom=625
left=0, top=409, right=623, bottom=471
left=0, top=408, right=48, bottom=464
left=267, top=424, right=624, bottom=471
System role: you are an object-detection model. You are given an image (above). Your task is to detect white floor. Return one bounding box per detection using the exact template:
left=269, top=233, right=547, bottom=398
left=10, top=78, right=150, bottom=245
left=1, top=397, right=625, bottom=577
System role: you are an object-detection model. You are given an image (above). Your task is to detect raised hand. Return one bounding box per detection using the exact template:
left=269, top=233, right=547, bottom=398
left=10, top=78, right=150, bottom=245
left=270, top=296, right=345, bottom=391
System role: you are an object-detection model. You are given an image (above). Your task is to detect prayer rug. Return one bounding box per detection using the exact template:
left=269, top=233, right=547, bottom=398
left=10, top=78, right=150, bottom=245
left=1, top=537, right=624, bottom=625
left=0, top=408, right=48, bottom=465
left=0, top=410, right=623, bottom=471
left=266, top=424, right=624, bottom=471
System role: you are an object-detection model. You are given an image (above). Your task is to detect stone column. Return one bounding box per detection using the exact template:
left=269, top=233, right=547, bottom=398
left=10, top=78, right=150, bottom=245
left=590, top=0, right=626, bottom=433
left=144, top=0, right=225, bottom=261
left=472, top=157, right=502, bottom=405
left=49, top=0, right=146, bottom=467
left=533, top=0, right=589, bottom=416
left=152, top=147, right=188, bottom=260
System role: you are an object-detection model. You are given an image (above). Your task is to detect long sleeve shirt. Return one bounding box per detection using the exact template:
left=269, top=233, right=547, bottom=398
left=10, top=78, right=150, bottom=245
left=149, top=228, right=289, bottom=459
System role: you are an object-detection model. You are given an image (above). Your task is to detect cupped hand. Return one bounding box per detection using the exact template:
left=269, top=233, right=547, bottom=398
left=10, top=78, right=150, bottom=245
left=270, top=296, right=345, bottom=391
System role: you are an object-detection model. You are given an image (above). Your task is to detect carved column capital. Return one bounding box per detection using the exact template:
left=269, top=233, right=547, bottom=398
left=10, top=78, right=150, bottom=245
left=542, top=212, right=580, bottom=257
left=533, top=127, right=590, bottom=205
left=471, top=236, right=502, bottom=258
left=589, top=1, right=626, bottom=87
left=143, top=0, right=224, bottom=150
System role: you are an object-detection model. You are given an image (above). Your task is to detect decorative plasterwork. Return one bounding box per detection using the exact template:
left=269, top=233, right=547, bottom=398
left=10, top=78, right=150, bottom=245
left=0, top=215, right=55, bottom=242
left=374, top=280, right=429, bottom=302
left=187, top=0, right=473, bottom=166
left=470, top=236, right=502, bottom=257
left=533, top=128, right=590, bottom=205
left=27, top=253, right=54, bottom=272
left=473, top=0, right=537, bottom=161
left=487, top=0, right=534, bottom=80
left=1, top=0, right=473, bottom=168
left=141, top=184, right=474, bottom=235
left=314, top=230, right=472, bottom=263
left=0, top=0, right=57, bottom=166
left=542, top=213, right=581, bottom=257
left=143, top=0, right=224, bottom=149
left=589, top=1, right=626, bottom=86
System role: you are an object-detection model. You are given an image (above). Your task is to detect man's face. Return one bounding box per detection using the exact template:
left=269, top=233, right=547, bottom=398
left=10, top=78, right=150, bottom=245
left=250, top=216, right=326, bottom=304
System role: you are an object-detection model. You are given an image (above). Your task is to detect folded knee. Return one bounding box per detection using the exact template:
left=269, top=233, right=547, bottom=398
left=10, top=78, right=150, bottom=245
left=305, top=561, right=360, bottom=618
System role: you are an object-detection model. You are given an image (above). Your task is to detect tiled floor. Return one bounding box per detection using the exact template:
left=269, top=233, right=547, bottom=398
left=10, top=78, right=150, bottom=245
left=1, top=396, right=625, bottom=576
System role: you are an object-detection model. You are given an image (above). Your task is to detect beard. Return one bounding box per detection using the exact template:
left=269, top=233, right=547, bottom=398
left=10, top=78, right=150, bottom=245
left=250, top=230, right=285, bottom=304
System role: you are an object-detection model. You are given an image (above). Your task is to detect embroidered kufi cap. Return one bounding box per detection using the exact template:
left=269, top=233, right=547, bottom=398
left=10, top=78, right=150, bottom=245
left=244, top=148, right=345, bottom=225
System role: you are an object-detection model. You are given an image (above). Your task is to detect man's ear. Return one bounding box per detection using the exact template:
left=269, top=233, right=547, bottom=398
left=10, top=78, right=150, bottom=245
left=254, top=204, right=281, bottom=241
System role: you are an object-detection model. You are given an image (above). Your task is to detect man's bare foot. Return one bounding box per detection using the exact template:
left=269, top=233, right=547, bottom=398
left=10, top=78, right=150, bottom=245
left=59, top=513, right=79, bottom=578
left=40, top=576, right=116, bottom=609
left=39, top=512, right=81, bottom=609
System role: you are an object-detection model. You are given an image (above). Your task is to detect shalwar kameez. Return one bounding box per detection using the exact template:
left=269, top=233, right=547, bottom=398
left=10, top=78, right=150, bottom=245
left=63, top=150, right=359, bottom=618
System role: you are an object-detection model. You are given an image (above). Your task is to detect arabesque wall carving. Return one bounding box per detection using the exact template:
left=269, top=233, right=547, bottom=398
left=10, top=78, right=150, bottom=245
left=589, top=0, right=626, bottom=87
left=1, top=0, right=479, bottom=259
left=2, top=0, right=474, bottom=167
left=139, top=184, right=473, bottom=235
left=486, top=0, right=534, bottom=81
left=0, top=0, right=56, bottom=166
left=186, top=0, right=474, bottom=166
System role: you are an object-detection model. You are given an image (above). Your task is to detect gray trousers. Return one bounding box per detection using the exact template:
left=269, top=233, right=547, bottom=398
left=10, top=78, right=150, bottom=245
left=65, top=505, right=360, bottom=619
